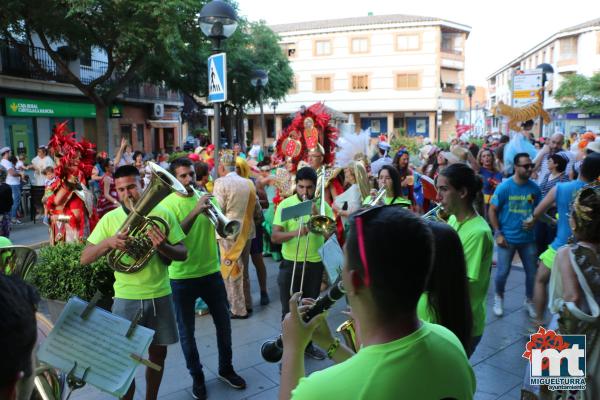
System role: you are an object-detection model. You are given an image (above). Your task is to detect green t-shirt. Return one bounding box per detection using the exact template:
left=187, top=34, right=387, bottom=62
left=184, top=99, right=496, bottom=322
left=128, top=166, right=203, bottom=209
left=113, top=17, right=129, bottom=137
left=416, top=292, right=436, bottom=323
left=292, top=322, right=475, bottom=400
left=273, top=194, right=334, bottom=262
left=362, top=195, right=411, bottom=207
left=448, top=214, right=494, bottom=337
left=87, top=205, right=186, bottom=300
left=161, top=190, right=220, bottom=280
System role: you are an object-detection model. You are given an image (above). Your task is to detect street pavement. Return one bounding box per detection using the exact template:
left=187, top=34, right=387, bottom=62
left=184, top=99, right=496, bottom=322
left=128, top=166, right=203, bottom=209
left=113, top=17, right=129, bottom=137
left=17, top=225, right=533, bottom=400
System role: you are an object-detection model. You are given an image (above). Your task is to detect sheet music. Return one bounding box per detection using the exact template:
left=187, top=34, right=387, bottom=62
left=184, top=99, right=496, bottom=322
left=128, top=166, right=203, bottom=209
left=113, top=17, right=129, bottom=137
left=318, top=234, right=344, bottom=281
left=37, top=297, right=154, bottom=397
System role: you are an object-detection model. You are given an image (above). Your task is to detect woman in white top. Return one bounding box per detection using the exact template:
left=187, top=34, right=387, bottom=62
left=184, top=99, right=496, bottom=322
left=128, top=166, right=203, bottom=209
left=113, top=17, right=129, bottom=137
left=31, top=146, right=55, bottom=187
left=332, top=160, right=370, bottom=227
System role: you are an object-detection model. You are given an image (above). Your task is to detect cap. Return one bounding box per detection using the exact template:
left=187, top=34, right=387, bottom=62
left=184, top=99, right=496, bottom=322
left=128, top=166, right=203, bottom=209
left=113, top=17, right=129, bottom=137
left=587, top=141, right=600, bottom=154
left=0, top=147, right=10, bottom=155
left=377, top=142, right=391, bottom=151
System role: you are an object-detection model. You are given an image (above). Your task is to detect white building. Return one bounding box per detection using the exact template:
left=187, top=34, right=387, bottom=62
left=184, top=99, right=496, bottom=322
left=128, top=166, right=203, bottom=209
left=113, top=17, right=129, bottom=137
left=246, top=14, right=471, bottom=143
left=487, top=17, right=600, bottom=135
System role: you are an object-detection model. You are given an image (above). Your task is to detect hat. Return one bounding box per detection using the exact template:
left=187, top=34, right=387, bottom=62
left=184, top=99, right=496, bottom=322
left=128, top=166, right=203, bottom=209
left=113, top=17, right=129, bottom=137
left=0, top=236, right=12, bottom=248
left=377, top=142, right=391, bottom=151
left=188, top=153, right=200, bottom=162
left=420, top=144, right=433, bottom=160
left=38, top=145, right=48, bottom=150
left=0, top=147, right=10, bottom=155
left=587, top=141, right=600, bottom=154
left=219, top=150, right=235, bottom=167
left=442, top=146, right=469, bottom=165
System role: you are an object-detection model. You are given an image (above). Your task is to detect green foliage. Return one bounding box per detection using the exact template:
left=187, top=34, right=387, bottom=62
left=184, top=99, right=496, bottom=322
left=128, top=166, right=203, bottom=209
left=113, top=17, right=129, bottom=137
left=27, top=243, right=114, bottom=302
left=193, top=128, right=209, bottom=137
left=554, top=73, right=600, bottom=114
left=390, top=136, right=421, bottom=156
left=168, top=151, right=189, bottom=162
left=436, top=141, right=451, bottom=151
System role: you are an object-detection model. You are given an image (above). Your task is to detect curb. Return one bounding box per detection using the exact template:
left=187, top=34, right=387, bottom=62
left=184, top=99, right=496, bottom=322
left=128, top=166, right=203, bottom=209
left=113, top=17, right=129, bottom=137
left=28, top=241, right=49, bottom=250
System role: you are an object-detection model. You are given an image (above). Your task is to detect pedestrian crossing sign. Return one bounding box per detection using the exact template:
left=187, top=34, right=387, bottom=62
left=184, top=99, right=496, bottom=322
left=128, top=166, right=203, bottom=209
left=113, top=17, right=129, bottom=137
left=208, top=53, right=227, bottom=103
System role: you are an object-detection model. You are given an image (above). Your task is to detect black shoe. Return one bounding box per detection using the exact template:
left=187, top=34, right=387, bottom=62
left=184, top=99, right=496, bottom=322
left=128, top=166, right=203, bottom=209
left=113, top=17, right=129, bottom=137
left=218, top=368, right=246, bottom=389
left=230, top=313, right=249, bottom=319
left=260, top=291, right=270, bottom=305
left=192, top=375, right=207, bottom=400
left=304, top=344, right=326, bottom=360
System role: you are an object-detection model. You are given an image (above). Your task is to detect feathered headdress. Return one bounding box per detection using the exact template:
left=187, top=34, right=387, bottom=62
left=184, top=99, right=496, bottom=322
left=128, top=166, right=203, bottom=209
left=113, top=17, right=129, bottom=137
left=47, top=121, right=96, bottom=184
left=274, top=102, right=338, bottom=167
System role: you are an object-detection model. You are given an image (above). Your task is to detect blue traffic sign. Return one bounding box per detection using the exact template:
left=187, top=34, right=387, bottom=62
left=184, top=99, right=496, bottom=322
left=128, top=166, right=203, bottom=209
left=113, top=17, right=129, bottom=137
left=208, top=53, right=227, bottom=103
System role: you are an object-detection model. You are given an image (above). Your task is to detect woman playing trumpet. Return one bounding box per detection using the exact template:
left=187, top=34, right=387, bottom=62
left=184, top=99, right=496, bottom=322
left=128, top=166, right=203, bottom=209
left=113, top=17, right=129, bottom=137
left=362, top=165, right=411, bottom=207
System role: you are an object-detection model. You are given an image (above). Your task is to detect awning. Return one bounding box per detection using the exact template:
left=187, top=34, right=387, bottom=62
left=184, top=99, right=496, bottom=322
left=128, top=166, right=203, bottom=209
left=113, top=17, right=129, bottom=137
left=146, top=119, right=180, bottom=128
left=441, top=69, right=460, bottom=85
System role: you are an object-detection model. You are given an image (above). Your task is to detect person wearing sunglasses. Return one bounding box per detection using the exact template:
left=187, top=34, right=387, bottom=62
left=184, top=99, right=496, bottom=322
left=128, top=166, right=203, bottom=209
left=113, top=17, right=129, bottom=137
left=279, top=206, right=475, bottom=400
left=489, top=153, right=542, bottom=319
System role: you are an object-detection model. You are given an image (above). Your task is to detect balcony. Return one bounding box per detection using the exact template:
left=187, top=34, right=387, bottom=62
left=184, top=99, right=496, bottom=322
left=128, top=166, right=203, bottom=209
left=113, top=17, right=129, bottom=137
left=442, top=87, right=462, bottom=94
left=0, top=40, right=182, bottom=103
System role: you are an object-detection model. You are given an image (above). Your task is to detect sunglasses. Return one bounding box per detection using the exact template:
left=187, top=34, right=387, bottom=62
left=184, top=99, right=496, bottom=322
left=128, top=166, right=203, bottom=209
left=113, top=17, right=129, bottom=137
left=517, top=163, right=534, bottom=169
left=353, top=204, right=404, bottom=287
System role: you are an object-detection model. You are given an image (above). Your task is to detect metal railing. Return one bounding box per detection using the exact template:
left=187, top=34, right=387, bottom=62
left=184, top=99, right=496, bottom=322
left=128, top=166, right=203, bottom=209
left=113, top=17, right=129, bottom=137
left=441, top=86, right=462, bottom=94
left=1, top=40, right=182, bottom=102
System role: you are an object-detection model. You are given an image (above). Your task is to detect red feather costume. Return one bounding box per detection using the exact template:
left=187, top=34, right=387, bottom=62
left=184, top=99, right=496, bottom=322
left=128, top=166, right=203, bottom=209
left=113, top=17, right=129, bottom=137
left=46, top=122, right=98, bottom=244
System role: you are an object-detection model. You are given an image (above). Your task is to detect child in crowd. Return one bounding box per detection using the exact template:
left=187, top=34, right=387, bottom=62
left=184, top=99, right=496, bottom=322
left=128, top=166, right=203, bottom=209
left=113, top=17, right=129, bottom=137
left=42, top=166, right=56, bottom=225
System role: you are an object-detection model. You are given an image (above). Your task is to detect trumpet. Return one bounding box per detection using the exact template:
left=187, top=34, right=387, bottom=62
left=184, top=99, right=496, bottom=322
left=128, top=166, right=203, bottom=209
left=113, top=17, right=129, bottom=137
left=336, top=318, right=358, bottom=353
left=190, top=188, right=240, bottom=238
left=422, top=204, right=449, bottom=221
left=366, top=187, right=387, bottom=207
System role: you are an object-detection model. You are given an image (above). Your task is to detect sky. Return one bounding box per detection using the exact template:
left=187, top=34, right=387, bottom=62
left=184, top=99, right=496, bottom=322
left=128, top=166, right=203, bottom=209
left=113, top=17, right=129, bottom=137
left=238, top=0, right=595, bottom=87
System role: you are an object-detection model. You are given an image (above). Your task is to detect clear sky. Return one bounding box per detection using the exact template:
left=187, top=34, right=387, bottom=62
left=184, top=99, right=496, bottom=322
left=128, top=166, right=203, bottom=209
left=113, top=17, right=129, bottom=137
left=237, top=0, right=595, bottom=87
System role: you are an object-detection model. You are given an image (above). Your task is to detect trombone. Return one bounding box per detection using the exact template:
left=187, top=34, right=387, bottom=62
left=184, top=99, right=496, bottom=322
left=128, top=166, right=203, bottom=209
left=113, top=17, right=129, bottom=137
left=289, top=166, right=335, bottom=296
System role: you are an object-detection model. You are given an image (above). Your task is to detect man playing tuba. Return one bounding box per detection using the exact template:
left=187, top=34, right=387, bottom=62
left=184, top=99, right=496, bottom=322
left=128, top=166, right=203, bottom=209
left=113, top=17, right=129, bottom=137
left=80, top=165, right=187, bottom=400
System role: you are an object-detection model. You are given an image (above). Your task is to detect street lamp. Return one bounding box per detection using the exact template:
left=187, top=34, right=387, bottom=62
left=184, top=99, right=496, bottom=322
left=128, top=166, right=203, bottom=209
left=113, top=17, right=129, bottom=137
left=536, top=63, right=554, bottom=137
left=199, top=0, right=238, bottom=177
left=251, top=69, right=269, bottom=150
left=466, top=85, right=476, bottom=132
left=271, top=100, right=278, bottom=139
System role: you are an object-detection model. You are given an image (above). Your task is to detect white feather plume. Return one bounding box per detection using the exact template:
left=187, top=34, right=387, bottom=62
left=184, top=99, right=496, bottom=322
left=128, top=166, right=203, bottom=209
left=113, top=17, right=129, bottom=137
left=335, top=128, right=370, bottom=168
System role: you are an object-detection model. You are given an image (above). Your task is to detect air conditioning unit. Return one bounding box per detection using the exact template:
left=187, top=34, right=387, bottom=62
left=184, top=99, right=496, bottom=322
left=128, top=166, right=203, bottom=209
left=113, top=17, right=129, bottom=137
left=152, top=103, right=164, bottom=119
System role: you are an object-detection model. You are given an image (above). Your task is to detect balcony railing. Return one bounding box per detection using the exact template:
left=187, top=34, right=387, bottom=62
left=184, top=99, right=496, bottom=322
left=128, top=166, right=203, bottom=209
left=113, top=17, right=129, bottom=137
left=1, top=40, right=182, bottom=103
left=442, top=86, right=462, bottom=94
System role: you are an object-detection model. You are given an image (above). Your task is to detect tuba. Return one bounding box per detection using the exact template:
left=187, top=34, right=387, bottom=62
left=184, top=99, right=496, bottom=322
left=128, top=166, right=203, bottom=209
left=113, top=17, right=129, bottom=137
left=0, top=245, right=37, bottom=279
left=190, top=188, right=240, bottom=238
left=107, top=162, right=188, bottom=273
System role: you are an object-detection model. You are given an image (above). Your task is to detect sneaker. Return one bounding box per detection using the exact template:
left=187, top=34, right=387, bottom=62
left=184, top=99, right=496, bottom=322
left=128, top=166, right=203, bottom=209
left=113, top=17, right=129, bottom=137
left=304, top=344, right=326, bottom=360
left=493, top=294, right=504, bottom=317
left=11, top=219, right=22, bottom=225
left=260, top=291, right=270, bottom=306
left=218, top=368, right=246, bottom=389
left=524, top=299, right=537, bottom=319
left=192, top=374, right=207, bottom=400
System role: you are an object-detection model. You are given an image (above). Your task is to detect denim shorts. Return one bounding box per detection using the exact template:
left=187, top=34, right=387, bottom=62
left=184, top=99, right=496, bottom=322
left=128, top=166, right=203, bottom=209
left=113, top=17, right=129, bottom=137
left=112, top=294, right=179, bottom=346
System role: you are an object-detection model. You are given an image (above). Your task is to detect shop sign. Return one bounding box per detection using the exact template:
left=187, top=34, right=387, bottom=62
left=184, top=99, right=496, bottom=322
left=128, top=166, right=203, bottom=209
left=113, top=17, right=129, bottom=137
left=5, top=98, right=96, bottom=118
left=109, top=104, right=123, bottom=118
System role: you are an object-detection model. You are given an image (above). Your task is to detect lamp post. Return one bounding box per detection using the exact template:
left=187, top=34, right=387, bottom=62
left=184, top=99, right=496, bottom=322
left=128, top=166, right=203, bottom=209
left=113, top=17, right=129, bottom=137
left=536, top=63, right=554, bottom=137
left=251, top=69, right=269, bottom=150
left=466, top=85, right=476, bottom=132
left=199, top=0, right=238, bottom=177
left=271, top=100, right=278, bottom=139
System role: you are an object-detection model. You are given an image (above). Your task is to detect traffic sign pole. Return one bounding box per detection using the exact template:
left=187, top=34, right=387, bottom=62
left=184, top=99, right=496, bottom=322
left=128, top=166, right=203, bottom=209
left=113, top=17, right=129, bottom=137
left=208, top=53, right=227, bottom=178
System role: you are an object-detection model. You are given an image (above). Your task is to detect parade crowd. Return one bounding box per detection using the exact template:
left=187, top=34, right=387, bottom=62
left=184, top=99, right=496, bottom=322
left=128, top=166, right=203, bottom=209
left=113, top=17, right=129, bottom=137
left=1, top=105, right=600, bottom=400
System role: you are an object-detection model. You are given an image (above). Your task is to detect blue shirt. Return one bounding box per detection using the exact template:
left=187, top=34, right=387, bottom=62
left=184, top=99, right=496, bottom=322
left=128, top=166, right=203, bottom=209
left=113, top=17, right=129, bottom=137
left=491, top=178, right=541, bottom=244
left=480, top=168, right=503, bottom=196
left=550, top=179, right=586, bottom=250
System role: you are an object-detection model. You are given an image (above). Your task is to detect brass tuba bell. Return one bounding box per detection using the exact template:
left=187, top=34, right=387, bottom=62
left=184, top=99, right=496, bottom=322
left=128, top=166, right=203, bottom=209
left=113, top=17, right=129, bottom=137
left=107, top=162, right=188, bottom=274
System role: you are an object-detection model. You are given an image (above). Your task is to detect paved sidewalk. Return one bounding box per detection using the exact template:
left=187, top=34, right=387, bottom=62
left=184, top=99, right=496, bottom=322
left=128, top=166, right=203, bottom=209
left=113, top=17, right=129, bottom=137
left=7, top=219, right=50, bottom=248
left=60, top=254, right=534, bottom=400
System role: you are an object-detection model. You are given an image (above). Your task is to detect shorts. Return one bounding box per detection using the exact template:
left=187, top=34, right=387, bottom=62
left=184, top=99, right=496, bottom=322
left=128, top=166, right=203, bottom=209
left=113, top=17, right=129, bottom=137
left=539, top=246, right=557, bottom=270
left=250, top=223, right=264, bottom=255
left=112, top=294, right=179, bottom=346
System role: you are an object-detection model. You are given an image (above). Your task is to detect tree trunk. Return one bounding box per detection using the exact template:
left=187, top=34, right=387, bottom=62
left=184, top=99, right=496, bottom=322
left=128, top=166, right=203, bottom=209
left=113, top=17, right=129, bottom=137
left=237, top=107, right=246, bottom=150
left=95, top=104, right=109, bottom=153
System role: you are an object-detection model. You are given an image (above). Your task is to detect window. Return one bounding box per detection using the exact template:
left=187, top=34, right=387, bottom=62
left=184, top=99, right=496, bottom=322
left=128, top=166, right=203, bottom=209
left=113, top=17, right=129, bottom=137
left=560, top=36, right=578, bottom=60
left=282, top=43, right=296, bottom=58
left=314, top=39, right=332, bottom=56
left=395, top=73, right=420, bottom=89
left=396, top=34, right=420, bottom=51
left=549, top=46, right=555, bottom=63
left=350, top=37, right=369, bottom=54
left=350, top=74, right=369, bottom=91
left=315, top=76, right=332, bottom=92
left=441, top=32, right=463, bottom=55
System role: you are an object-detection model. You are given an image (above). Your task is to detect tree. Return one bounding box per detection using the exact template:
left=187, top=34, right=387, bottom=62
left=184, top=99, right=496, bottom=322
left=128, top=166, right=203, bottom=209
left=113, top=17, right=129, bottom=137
left=553, top=72, right=600, bottom=114
left=0, top=0, right=204, bottom=150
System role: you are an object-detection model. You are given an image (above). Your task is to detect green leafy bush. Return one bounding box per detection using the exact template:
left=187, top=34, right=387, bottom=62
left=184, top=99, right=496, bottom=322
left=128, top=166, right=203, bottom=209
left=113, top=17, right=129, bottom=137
left=390, top=135, right=421, bottom=156
left=436, top=141, right=450, bottom=151
left=27, top=243, right=114, bottom=302
left=168, top=151, right=189, bottom=162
